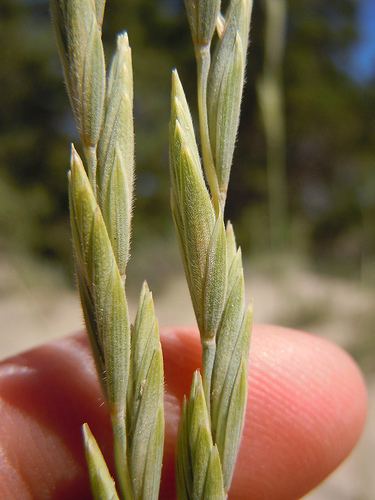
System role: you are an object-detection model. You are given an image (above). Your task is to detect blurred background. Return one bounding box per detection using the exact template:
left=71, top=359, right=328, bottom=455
left=0, top=0, right=374, bottom=497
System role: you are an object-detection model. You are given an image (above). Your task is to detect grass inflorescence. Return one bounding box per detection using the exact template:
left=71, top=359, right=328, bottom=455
left=50, top=1, right=164, bottom=498
left=51, top=0, right=253, bottom=497
left=171, top=0, right=253, bottom=496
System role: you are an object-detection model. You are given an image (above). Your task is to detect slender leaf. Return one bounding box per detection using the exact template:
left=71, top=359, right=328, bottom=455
left=83, top=423, right=119, bottom=500
left=127, top=282, right=164, bottom=500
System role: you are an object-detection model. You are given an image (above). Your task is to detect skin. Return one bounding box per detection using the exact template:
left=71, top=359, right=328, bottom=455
left=0, top=325, right=367, bottom=500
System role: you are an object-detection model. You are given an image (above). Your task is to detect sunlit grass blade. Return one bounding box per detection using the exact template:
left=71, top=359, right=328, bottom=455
left=81, top=16, right=106, bottom=148
left=50, top=0, right=105, bottom=149
left=176, top=372, right=225, bottom=500
left=207, top=0, right=253, bottom=202
left=98, top=33, right=134, bottom=277
left=203, top=212, right=227, bottom=340
left=83, top=423, right=119, bottom=500
left=94, top=0, right=106, bottom=26
left=184, top=0, right=221, bottom=46
left=203, top=446, right=225, bottom=498
left=212, top=307, right=252, bottom=489
left=127, top=282, right=164, bottom=499
left=225, top=221, right=237, bottom=270
left=69, top=146, right=130, bottom=410
left=69, top=146, right=132, bottom=496
left=210, top=259, right=245, bottom=428
left=209, top=35, right=244, bottom=199
left=171, top=70, right=201, bottom=170
left=50, top=0, right=106, bottom=191
left=170, top=73, right=216, bottom=334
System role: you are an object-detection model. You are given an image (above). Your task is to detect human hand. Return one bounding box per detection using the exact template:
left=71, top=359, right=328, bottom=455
left=0, top=325, right=366, bottom=499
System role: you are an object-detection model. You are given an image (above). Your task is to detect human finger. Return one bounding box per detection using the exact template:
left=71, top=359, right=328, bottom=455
left=0, top=326, right=367, bottom=499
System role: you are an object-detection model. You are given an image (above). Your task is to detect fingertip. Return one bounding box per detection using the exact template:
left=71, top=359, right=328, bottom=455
left=160, top=325, right=367, bottom=499
left=161, top=326, right=202, bottom=399
left=0, top=335, right=111, bottom=499
left=231, top=325, right=367, bottom=499
left=0, top=326, right=366, bottom=499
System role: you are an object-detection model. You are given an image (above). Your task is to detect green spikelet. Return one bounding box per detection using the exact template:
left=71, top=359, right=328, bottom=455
left=176, top=372, right=225, bottom=500
left=83, top=423, right=120, bottom=500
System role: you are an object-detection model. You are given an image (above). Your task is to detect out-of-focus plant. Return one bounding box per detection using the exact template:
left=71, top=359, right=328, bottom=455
left=257, top=0, right=288, bottom=248
left=1, top=0, right=371, bottom=279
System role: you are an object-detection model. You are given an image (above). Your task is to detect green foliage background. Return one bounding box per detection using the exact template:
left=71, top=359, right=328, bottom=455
left=0, top=0, right=374, bottom=281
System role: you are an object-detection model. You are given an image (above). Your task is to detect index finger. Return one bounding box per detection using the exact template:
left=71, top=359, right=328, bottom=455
left=0, top=325, right=367, bottom=499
